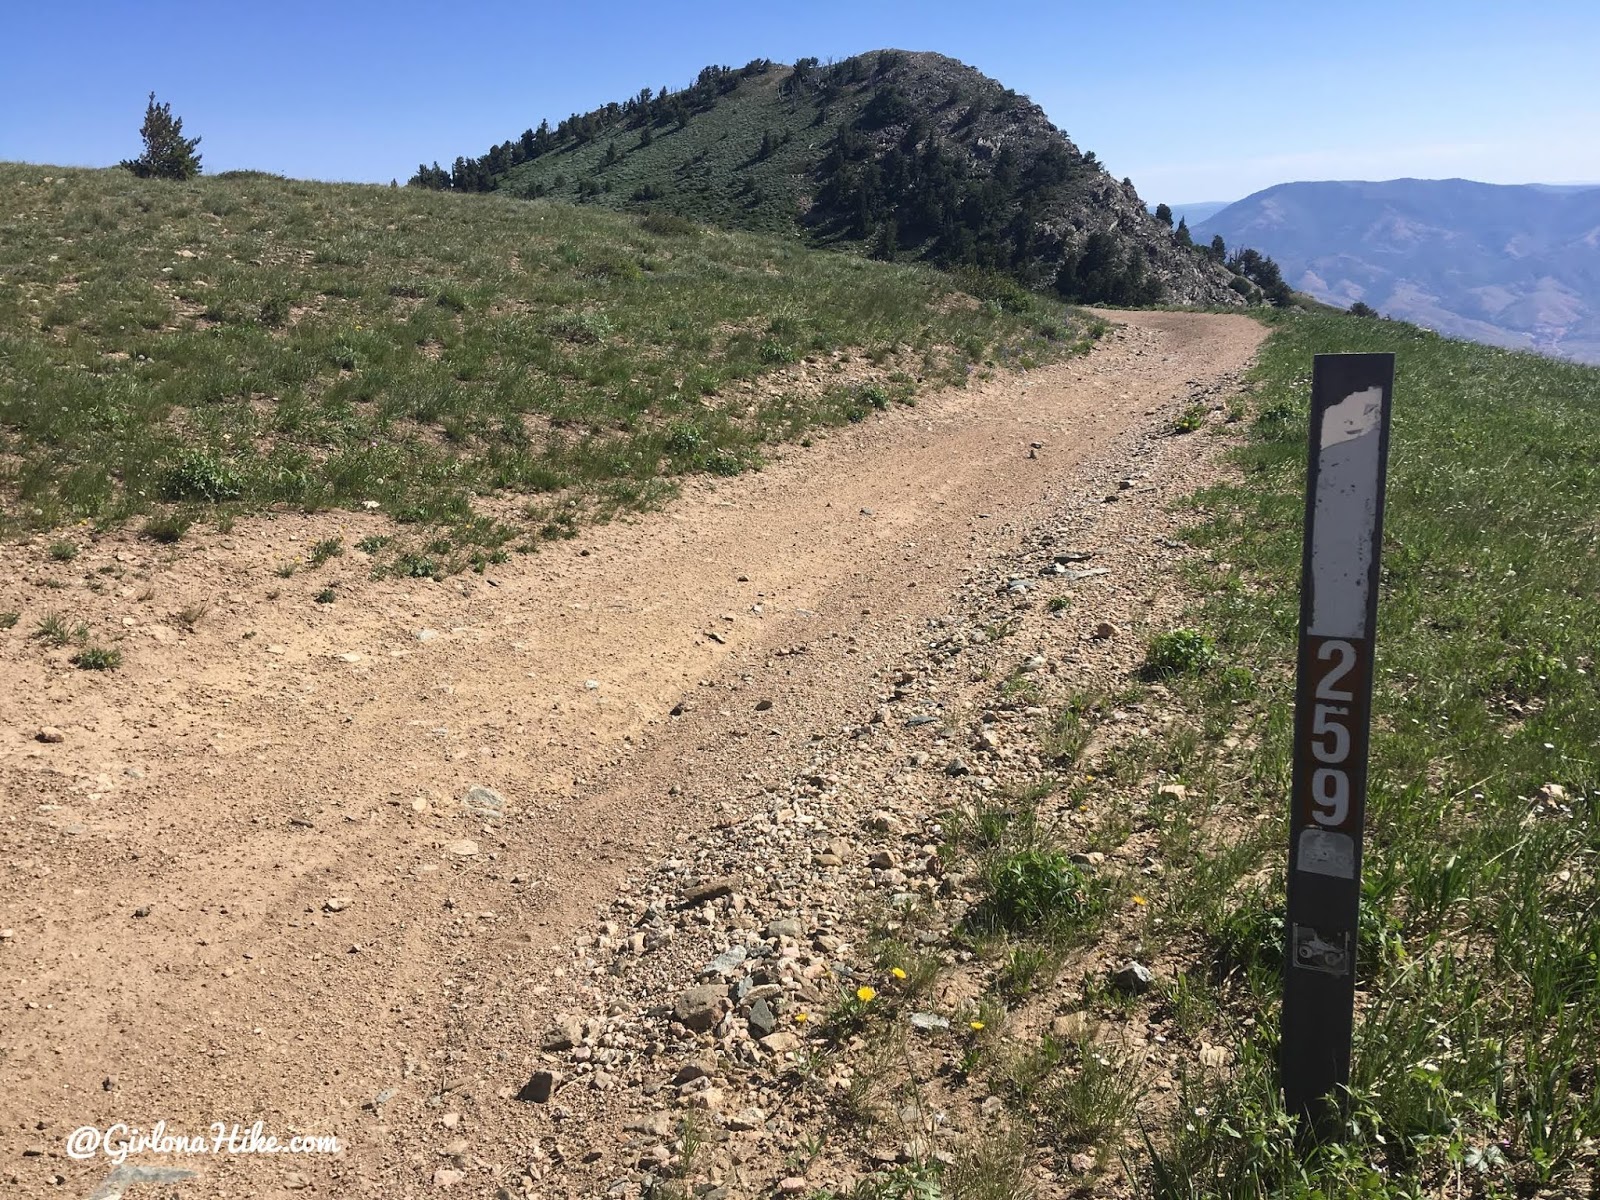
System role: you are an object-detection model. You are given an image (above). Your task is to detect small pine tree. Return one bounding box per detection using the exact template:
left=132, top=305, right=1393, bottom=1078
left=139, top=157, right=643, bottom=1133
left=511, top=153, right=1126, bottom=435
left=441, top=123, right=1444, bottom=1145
left=1154, top=202, right=1173, bottom=227
left=1175, top=216, right=1193, bottom=247
left=120, top=92, right=202, bottom=180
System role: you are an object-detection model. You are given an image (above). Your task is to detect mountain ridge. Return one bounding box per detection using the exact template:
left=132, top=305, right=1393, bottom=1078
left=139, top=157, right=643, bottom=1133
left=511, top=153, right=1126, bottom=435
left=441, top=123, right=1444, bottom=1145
left=413, top=50, right=1247, bottom=309
left=1197, top=177, right=1600, bottom=362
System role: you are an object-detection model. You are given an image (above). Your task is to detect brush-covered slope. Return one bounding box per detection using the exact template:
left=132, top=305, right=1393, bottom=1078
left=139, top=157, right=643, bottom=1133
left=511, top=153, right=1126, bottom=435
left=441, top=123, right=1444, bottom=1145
left=433, top=51, right=1242, bottom=308
left=0, top=163, right=1081, bottom=551
left=1198, top=178, right=1600, bottom=363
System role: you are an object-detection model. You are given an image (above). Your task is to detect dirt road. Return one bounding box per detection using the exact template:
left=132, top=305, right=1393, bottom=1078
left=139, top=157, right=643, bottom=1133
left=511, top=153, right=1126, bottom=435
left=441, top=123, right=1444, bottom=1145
left=0, top=311, right=1264, bottom=1197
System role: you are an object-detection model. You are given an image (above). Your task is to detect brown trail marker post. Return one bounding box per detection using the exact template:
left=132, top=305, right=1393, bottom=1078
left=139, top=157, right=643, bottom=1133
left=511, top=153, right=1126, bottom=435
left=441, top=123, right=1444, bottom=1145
left=1281, top=353, right=1395, bottom=1127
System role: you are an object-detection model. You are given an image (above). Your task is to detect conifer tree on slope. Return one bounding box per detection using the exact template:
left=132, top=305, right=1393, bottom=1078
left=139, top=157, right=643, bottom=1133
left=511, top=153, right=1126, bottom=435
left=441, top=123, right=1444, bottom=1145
left=121, top=92, right=203, bottom=180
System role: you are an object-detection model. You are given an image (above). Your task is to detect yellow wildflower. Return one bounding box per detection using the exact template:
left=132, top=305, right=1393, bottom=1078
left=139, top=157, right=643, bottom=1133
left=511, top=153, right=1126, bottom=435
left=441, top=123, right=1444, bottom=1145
left=856, top=986, right=877, bottom=1004
left=969, top=1020, right=986, bottom=1031
left=795, top=1012, right=809, bottom=1024
left=890, top=967, right=907, bottom=981
left=1132, top=895, right=1147, bottom=906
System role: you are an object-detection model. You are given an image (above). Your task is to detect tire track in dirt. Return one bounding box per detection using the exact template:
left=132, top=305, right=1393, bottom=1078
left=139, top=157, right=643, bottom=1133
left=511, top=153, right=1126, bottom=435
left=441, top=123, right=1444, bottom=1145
left=0, top=311, right=1263, bottom=1197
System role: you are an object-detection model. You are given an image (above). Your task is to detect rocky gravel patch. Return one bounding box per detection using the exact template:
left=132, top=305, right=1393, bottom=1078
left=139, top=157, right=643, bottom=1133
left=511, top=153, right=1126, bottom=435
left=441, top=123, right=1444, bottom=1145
left=475, top=370, right=1254, bottom=1198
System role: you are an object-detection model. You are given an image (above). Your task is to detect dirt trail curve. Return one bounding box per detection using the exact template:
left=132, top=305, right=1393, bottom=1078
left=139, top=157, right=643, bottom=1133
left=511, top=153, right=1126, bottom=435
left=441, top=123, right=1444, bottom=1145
left=0, top=310, right=1263, bottom=1197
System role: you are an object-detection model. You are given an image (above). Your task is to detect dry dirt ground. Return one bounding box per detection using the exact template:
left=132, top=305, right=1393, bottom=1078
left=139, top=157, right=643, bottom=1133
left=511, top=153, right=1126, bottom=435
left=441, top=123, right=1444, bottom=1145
left=0, top=310, right=1265, bottom=1199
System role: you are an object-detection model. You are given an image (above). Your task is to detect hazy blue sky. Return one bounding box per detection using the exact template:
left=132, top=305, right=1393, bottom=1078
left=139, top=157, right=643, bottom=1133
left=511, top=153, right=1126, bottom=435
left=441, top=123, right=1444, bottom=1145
left=4, top=0, right=1597, bottom=203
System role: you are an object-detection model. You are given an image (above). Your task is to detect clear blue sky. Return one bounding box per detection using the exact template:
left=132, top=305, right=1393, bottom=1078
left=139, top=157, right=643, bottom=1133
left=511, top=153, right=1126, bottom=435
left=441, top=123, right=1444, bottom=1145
left=4, top=0, right=1597, bottom=203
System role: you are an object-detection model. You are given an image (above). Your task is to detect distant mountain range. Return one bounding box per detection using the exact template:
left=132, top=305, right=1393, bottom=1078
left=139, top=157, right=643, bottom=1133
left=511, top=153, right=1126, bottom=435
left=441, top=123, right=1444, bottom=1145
left=1195, top=179, right=1600, bottom=363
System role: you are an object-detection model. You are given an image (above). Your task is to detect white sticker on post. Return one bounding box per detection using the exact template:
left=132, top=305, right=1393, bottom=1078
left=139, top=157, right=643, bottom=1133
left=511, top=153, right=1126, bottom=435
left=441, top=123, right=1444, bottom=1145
left=1309, top=386, right=1384, bottom=640
left=1297, top=827, right=1356, bottom=879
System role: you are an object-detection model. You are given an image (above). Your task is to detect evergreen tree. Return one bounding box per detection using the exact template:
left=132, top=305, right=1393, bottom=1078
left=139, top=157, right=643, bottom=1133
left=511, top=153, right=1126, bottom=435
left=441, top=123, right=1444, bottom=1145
left=872, top=218, right=898, bottom=261
left=1154, top=202, right=1173, bottom=227
left=639, top=123, right=653, bottom=148
left=407, top=162, right=450, bottom=189
left=1349, top=301, right=1378, bottom=318
left=1174, top=216, right=1192, bottom=247
left=1209, top=234, right=1226, bottom=260
left=120, top=92, right=202, bottom=180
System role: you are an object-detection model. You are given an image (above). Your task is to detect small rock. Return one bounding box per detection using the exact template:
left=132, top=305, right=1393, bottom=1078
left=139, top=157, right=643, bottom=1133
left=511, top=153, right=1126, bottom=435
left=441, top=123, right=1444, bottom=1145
left=1112, top=961, right=1155, bottom=995
left=1534, top=782, right=1568, bottom=806
left=778, top=1177, right=808, bottom=1194
left=687, top=1086, right=725, bottom=1111
left=1050, top=1012, right=1089, bottom=1041
left=416, top=629, right=440, bottom=642
left=908, top=1012, right=950, bottom=1034
left=132, top=906, right=151, bottom=918
left=462, top=784, right=505, bottom=816
left=517, top=1070, right=560, bottom=1103
left=747, top=999, right=779, bottom=1038
left=433, top=1167, right=466, bottom=1187
left=677, top=876, right=736, bottom=908
left=866, top=811, right=905, bottom=835
left=1092, top=621, right=1120, bottom=640
left=726, top=1106, right=765, bottom=1132
left=623, top=1111, right=675, bottom=1138
left=868, top=850, right=897, bottom=870
left=759, top=1031, right=801, bottom=1054
left=35, top=727, right=64, bottom=744
left=702, top=945, right=747, bottom=977
left=542, top=1016, right=585, bottom=1052
left=755, top=698, right=773, bottom=712
left=672, top=1060, right=714, bottom=1086
left=323, top=897, right=352, bottom=913
left=445, top=839, right=478, bottom=857
left=944, top=757, right=971, bottom=777
left=674, top=985, right=726, bottom=1032
left=1069, top=1151, right=1097, bottom=1174
left=765, top=917, right=804, bottom=940
left=283, top=1171, right=312, bottom=1190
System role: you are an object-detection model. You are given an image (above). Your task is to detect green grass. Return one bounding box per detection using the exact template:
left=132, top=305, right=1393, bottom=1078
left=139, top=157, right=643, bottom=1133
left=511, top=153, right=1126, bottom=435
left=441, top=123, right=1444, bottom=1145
left=1135, top=314, right=1600, bottom=1196
left=71, top=644, right=122, bottom=670
left=0, top=163, right=1082, bottom=552
left=1142, top=628, right=1218, bottom=678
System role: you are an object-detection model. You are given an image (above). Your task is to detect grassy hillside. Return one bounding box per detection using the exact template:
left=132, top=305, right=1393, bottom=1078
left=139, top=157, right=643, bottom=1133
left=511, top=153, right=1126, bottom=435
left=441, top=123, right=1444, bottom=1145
left=1130, top=319, right=1600, bottom=1193
left=0, top=163, right=1083, bottom=560
left=503, top=62, right=851, bottom=240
